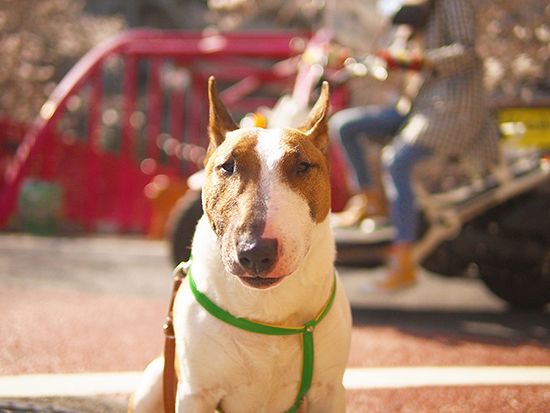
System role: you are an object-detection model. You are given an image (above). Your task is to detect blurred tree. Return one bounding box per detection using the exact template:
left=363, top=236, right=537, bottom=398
left=475, top=0, right=550, bottom=103
left=333, top=0, right=550, bottom=107
left=83, top=0, right=209, bottom=31
left=1, top=0, right=548, bottom=126
left=208, top=0, right=550, bottom=104
left=0, top=0, right=126, bottom=124
left=205, top=0, right=324, bottom=31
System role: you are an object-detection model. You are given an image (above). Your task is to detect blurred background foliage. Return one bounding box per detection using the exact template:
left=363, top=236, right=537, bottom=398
left=0, top=0, right=548, bottom=125
left=0, top=0, right=126, bottom=123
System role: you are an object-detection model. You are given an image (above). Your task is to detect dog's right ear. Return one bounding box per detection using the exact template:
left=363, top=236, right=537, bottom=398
left=207, top=77, right=239, bottom=158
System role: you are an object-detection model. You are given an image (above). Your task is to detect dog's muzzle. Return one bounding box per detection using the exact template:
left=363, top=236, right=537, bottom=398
left=236, top=237, right=283, bottom=289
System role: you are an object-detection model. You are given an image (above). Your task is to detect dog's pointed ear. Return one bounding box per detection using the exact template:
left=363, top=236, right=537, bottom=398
left=207, top=76, right=239, bottom=155
left=299, top=81, right=330, bottom=153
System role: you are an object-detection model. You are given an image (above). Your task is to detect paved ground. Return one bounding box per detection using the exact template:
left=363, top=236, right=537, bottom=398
left=1, top=233, right=549, bottom=412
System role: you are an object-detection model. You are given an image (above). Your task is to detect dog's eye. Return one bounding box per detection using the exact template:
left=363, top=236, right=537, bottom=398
left=218, top=159, right=235, bottom=175
left=296, top=162, right=311, bottom=176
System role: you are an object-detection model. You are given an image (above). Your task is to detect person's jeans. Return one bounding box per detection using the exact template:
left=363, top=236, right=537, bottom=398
left=330, top=106, right=407, bottom=189
left=382, top=140, right=432, bottom=243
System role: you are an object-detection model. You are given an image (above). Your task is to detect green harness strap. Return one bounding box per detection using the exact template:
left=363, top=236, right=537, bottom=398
left=187, top=264, right=337, bottom=413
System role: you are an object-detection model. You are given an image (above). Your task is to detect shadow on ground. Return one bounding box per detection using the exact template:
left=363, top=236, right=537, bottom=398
left=0, top=396, right=128, bottom=413
left=352, top=307, right=550, bottom=346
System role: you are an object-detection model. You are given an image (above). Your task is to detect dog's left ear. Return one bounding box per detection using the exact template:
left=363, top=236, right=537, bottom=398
left=298, top=81, right=330, bottom=153
left=207, top=76, right=239, bottom=159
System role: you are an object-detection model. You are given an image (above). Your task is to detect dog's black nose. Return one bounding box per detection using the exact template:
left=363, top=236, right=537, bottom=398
left=237, top=237, right=278, bottom=275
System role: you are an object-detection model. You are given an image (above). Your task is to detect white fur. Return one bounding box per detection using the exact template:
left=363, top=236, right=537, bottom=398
left=173, top=216, right=351, bottom=413
left=255, top=128, right=317, bottom=281
left=131, top=128, right=352, bottom=413
left=131, top=357, right=165, bottom=412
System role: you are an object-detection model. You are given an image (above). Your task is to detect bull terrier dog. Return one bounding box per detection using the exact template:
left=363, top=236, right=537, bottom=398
left=130, top=77, right=352, bottom=413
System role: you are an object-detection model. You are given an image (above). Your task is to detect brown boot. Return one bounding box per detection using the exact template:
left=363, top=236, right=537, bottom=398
left=374, top=243, right=417, bottom=292
left=332, top=189, right=387, bottom=228
left=364, top=189, right=387, bottom=218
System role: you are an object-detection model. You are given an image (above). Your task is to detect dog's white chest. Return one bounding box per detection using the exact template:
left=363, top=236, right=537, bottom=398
left=173, top=284, right=305, bottom=412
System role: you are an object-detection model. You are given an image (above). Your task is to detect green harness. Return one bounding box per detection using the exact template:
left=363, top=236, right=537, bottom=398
left=187, top=263, right=337, bottom=413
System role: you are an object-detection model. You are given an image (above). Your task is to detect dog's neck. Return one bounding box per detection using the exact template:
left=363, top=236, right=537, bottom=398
left=189, top=215, right=336, bottom=327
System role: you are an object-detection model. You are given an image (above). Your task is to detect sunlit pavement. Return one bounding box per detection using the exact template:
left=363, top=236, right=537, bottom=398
left=1, top=234, right=549, bottom=412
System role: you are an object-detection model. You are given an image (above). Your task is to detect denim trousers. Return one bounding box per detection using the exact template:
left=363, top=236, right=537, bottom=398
left=329, top=106, right=407, bottom=189
left=382, top=139, right=432, bottom=243
left=330, top=106, right=432, bottom=243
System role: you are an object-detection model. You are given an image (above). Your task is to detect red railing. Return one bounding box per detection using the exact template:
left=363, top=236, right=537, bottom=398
left=0, top=30, right=307, bottom=234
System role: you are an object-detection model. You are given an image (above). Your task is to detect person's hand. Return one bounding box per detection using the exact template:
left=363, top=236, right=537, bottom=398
left=376, top=48, right=424, bottom=71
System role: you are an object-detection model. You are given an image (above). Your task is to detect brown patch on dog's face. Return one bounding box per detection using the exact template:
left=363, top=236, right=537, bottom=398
left=276, top=129, right=332, bottom=223
left=202, top=77, right=331, bottom=287
left=203, top=130, right=263, bottom=243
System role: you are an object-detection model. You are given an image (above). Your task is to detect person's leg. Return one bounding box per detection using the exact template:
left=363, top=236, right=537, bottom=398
left=374, top=140, right=431, bottom=290
left=382, top=141, right=432, bottom=243
left=329, top=106, right=406, bottom=226
left=330, top=106, right=406, bottom=189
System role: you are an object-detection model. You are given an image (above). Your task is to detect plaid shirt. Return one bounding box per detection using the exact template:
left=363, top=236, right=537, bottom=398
left=397, top=0, right=499, bottom=165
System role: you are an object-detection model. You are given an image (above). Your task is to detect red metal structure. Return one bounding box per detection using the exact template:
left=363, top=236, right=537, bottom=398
left=0, top=30, right=319, bottom=234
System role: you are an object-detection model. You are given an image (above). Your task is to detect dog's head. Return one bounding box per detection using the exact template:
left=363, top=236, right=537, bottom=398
left=202, top=76, right=332, bottom=290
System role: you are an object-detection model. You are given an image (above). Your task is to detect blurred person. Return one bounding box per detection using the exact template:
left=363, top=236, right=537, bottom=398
left=332, top=0, right=499, bottom=291
left=329, top=24, right=421, bottom=226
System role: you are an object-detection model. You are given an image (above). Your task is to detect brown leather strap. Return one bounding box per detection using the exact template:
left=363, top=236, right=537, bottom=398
left=163, top=264, right=187, bottom=413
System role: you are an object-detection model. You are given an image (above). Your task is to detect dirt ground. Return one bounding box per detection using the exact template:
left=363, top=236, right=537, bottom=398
left=1, top=234, right=549, bottom=412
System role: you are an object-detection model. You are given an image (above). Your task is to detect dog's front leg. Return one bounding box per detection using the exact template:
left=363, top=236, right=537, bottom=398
left=307, top=382, right=347, bottom=413
left=176, top=388, right=222, bottom=413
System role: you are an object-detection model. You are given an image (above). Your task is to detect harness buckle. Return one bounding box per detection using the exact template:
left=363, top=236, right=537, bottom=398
left=173, top=260, right=191, bottom=278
